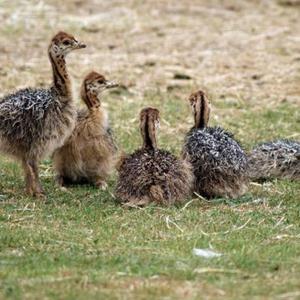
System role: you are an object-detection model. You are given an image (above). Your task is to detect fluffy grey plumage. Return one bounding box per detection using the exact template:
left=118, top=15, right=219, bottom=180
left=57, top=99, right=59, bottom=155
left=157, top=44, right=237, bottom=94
left=183, top=126, right=249, bottom=198
left=183, top=90, right=249, bottom=199
left=248, top=140, right=300, bottom=181
left=116, top=148, right=193, bottom=206
left=116, top=107, right=193, bottom=206
left=0, top=31, right=86, bottom=197
left=0, top=87, right=75, bottom=160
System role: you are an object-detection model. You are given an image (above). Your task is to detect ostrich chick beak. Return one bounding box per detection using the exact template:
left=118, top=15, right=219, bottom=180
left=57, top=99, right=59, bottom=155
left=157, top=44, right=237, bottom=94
left=105, top=80, right=119, bottom=89
left=75, top=41, right=87, bottom=49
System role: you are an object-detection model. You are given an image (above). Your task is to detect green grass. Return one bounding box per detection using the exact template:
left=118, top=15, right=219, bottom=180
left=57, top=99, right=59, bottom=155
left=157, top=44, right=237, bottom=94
left=1, top=0, right=299, bottom=297
left=0, top=90, right=299, bottom=300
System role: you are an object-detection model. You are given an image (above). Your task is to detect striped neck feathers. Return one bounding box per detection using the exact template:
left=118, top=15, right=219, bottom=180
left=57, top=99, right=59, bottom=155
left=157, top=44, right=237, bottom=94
left=194, top=93, right=210, bottom=129
left=48, top=49, right=72, bottom=99
left=81, top=83, right=101, bottom=110
left=141, top=114, right=157, bottom=150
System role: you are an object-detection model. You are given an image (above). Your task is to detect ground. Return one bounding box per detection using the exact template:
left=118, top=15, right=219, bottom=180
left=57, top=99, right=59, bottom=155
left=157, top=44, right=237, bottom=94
left=0, top=0, right=300, bottom=299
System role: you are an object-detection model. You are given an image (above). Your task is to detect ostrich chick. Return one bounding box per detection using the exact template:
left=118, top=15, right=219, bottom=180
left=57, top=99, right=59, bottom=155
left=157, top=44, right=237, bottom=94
left=182, top=91, right=249, bottom=199
left=0, top=32, right=86, bottom=197
left=53, top=71, right=118, bottom=189
left=116, top=107, right=193, bottom=206
left=248, top=140, right=300, bottom=181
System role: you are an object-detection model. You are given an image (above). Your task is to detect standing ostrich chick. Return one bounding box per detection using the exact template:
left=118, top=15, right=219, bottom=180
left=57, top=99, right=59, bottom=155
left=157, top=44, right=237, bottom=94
left=182, top=91, right=249, bottom=199
left=116, top=107, right=193, bottom=206
left=53, top=71, right=118, bottom=189
left=248, top=140, right=300, bottom=181
left=0, top=32, right=86, bottom=197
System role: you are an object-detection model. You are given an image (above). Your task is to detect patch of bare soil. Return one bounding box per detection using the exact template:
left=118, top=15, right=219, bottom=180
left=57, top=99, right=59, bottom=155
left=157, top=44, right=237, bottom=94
left=0, top=0, right=299, bottom=106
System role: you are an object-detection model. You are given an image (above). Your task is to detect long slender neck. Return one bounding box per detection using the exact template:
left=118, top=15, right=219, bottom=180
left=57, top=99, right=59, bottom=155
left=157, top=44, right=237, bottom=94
left=194, top=96, right=210, bottom=129
left=48, top=49, right=71, bottom=99
left=141, top=116, right=157, bottom=150
left=82, top=88, right=107, bottom=128
left=82, top=88, right=100, bottom=110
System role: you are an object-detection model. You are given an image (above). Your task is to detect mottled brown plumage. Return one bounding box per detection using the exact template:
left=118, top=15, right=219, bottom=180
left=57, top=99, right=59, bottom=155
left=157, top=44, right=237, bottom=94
left=0, top=32, right=86, bottom=198
left=248, top=140, right=300, bottom=181
left=182, top=91, right=249, bottom=199
left=116, top=107, right=193, bottom=206
left=53, top=71, right=118, bottom=189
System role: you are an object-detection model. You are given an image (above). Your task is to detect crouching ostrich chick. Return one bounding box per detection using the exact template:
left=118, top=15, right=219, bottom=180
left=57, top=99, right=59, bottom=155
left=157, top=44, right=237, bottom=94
left=116, top=107, right=193, bottom=206
left=182, top=90, right=249, bottom=199
left=248, top=140, right=300, bottom=181
left=53, top=71, right=118, bottom=189
left=0, top=32, right=86, bottom=197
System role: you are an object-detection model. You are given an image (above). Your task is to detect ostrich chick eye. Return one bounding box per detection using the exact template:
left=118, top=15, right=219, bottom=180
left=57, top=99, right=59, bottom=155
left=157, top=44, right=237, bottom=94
left=63, top=40, right=71, bottom=46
